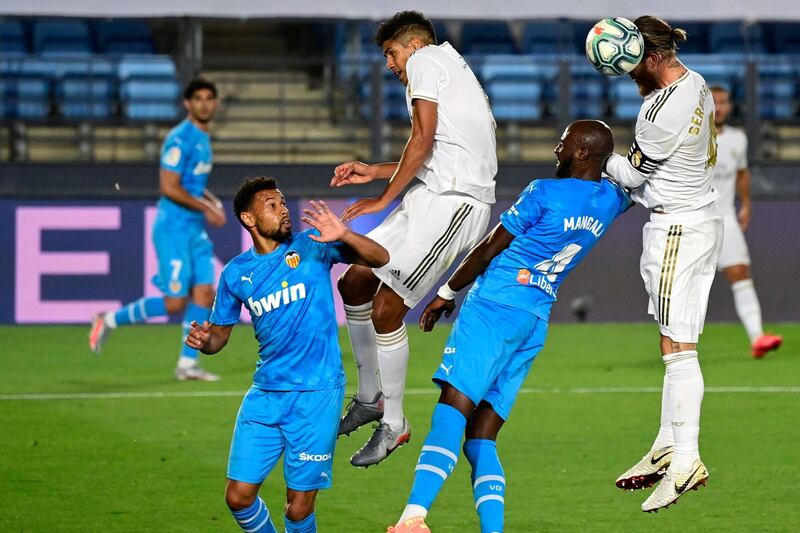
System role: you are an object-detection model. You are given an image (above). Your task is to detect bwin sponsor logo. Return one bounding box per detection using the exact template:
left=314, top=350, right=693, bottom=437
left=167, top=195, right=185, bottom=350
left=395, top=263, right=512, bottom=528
left=247, top=281, right=306, bottom=316
left=300, top=452, right=332, bottom=462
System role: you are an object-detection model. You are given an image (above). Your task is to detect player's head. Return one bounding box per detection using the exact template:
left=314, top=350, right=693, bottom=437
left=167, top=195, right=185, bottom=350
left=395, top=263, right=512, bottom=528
left=710, top=85, right=731, bottom=127
left=554, top=120, right=614, bottom=179
left=375, top=11, right=437, bottom=86
left=629, top=16, right=687, bottom=96
left=234, top=177, right=292, bottom=242
left=183, top=78, right=218, bottom=124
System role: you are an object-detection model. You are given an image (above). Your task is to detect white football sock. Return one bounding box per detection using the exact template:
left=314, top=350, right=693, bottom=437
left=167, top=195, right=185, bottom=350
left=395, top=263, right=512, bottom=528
left=177, top=355, right=197, bottom=370
left=103, top=312, right=117, bottom=329
left=398, top=504, right=428, bottom=524
left=651, top=373, right=675, bottom=451
left=732, top=279, right=764, bottom=343
left=664, top=350, right=704, bottom=472
left=344, top=303, right=382, bottom=403
left=376, top=325, right=409, bottom=432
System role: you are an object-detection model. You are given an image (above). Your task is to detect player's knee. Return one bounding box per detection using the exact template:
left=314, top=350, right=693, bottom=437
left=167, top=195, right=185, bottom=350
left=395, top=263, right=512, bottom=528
left=284, top=494, right=315, bottom=521
left=224, top=485, right=255, bottom=511
left=724, top=264, right=750, bottom=284
left=370, top=301, right=404, bottom=333
left=164, top=296, right=188, bottom=315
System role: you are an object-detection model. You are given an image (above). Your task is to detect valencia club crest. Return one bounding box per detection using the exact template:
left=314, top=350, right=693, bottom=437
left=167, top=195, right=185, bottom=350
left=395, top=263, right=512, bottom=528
left=285, top=251, right=301, bottom=268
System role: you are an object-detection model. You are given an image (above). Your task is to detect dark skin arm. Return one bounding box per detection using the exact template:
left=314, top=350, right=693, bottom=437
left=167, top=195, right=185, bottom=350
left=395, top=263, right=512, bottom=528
left=735, top=168, right=752, bottom=230
left=160, top=169, right=226, bottom=227
left=420, top=223, right=516, bottom=331
left=185, top=322, right=234, bottom=355
left=341, top=98, right=437, bottom=222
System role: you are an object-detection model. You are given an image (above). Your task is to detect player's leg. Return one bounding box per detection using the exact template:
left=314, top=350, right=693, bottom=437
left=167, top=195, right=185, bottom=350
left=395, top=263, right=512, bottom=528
left=337, top=265, right=383, bottom=435
left=464, top=403, right=506, bottom=533
left=88, top=227, right=186, bottom=354
left=175, top=232, right=218, bottom=380
left=281, top=386, right=343, bottom=532
left=393, top=383, right=474, bottom=530
left=226, top=389, right=285, bottom=532
left=723, top=265, right=782, bottom=358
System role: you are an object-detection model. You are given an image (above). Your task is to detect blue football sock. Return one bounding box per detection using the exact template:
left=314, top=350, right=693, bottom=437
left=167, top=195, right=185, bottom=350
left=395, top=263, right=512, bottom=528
left=284, top=512, right=316, bottom=533
left=231, top=497, right=277, bottom=533
left=464, top=439, right=506, bottom=533
left=180, top=303, right=211, bottom=359
left=407, top=403, right=467, bottom=511
left=113, top=297, right=167, bottom=326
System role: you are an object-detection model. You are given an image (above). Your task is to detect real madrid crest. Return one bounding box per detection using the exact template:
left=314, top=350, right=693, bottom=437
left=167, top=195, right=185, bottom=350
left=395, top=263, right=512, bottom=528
left=285, top=250, right=301, bottom=268
left=631, top=150, right=643, bottom=168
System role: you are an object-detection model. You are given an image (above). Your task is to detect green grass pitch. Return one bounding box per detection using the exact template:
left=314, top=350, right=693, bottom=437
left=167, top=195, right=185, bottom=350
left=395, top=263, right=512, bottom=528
left=0, top=323, right=797, bottom=532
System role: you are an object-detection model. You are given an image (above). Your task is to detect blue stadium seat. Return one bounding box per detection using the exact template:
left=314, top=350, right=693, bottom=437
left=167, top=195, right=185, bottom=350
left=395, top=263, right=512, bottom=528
left=608, top=77, right=642, bottom=119
left=766, top=22, right=800, bottom=55
left=118, top=55, right=179, bottom=121
left=522, top=20, right=568, bottom=56
left=709, top=22, right=765, bottom=54
left=461, top=22, right=516, bottom=55
left=570, top=63, right=605, bottom=118
left=481, top=55, right=550, bottom=120
left=95, top=20, right=155, bottom=55
left=33, top=19, right=92, bottom=56
left=0, top=19, right=28, bottom=55
left=669, top=22, right=709, bottom=55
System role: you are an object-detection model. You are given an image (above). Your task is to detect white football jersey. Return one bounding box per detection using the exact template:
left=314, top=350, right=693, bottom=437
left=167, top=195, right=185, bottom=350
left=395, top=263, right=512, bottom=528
left=606, top=69, right=719, bottom=213
left=712, top=126, right=748, bottom=214
left=404, top=42, right=497, bottom=204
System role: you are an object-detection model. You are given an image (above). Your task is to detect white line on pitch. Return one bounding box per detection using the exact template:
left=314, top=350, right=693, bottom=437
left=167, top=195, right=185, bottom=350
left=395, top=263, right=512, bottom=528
left=1, top=386, right=799, bottom=401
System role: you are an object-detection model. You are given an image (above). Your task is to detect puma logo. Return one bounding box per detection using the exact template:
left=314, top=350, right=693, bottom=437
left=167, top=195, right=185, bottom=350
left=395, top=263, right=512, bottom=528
left=241, top=272, right=254, bottom=284
left=439, top=364, right=453, bottom=376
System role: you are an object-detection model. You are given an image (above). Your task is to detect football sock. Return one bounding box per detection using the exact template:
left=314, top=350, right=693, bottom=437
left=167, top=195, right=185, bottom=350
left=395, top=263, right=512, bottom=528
left=403, top=403, right=466, bottom=519
left=664, top=350, right=703, bottom=472
left=651, top=373, right=675, bottom=450
left=231, top=497, right=277, bottom=533
left=376, top=326, right=409, bottom=431
left=178, top=303, right=211, bottom=364
left=732, top=279, right=764, bottom=343
left=284, top=512, right=316, bottom=533
left=108, top=297, right=167, bottom=328
left=344, top=303, right=381, bottom=403
left=464, top=439, right=505, bottom=533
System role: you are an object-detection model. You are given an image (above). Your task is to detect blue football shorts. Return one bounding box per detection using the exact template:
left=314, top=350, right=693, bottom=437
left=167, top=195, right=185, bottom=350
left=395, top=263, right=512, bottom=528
left=151, top=218, right=215, bottom=298
left=227, top=385, right=344, bottom=491
left=432, top=292, right=548, bottom=421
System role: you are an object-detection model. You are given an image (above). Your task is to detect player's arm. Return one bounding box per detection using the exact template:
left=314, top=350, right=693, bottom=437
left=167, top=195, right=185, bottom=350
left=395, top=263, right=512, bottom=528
left=160, top=170, right=226, bottom=227
left=330, top=161, right=399, bottom=187
left=341, top=99, right=437, bottom=221
left=301, top=200, right=389, bottom=267
left=735, top=168, right=752, bottom=231
left=185, top=321, right=233, bottom=354
left=419, top=223, right=515, bottom=331
left=604, top=120, right=679, bottom=190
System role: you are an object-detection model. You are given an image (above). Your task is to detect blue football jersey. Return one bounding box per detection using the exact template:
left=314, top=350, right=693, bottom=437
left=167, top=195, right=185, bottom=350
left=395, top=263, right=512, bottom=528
left=157, top=119, right=213, bottom=225
left=210, top=230, right=347, bottom=391
left=470, top=178, right=630, bottom=320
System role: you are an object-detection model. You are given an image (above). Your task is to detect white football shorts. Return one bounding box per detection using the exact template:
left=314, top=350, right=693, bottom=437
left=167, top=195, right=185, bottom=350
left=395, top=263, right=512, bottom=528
left=640, top=204, right=723, bottom=343
left=717, top=211, right=751, bottom=269
left=367, top=183, right=491, bottom=308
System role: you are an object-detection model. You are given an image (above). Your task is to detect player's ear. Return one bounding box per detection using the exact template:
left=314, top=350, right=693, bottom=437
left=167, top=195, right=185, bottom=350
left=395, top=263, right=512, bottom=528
left=239, top=211, right=256, bottom=228
left=182, top=98, right=191, bottom=113
left=577, top=146, right=590, bottom=161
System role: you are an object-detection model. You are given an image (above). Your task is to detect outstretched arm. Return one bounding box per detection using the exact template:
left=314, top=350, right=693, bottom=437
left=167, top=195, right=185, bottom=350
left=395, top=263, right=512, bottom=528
left=301, top=200, right=389, bottom=268
left=341, top=99, right=437, bottom=221
left=185, top=321, right=234, bottom=355
left=420, top=223, right=515, bottom=331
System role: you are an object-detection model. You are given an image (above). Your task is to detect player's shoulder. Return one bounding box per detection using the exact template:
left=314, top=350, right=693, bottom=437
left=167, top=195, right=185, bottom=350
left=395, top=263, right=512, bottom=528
left=165, top=119, right=192, bottom=142
left=639, top=70, right=701, bottom=130
left=221, top=249, right=255, bottom=277
left=407, top=44, right=447, bottom=71
left=726, top=126, right=748, bottom=143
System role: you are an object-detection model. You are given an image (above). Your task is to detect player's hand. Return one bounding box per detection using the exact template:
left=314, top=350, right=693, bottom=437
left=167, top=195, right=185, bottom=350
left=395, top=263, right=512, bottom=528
left=205, top=205, right=227, bottom=228
left=185, top=320, right=211, bottom=350
left=330, top=161, right=377, bottom=187
left=341, top=197, right=389, bottom=222
left=302, top=200, right=347, bottom=242
left=419, top=296, right=456, bottom=332
left=738, top=203, right=751, bottom=231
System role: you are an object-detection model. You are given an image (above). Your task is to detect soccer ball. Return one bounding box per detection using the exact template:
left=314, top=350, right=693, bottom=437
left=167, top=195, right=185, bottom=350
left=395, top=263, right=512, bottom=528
left=585, top=17, right=644, bottom=76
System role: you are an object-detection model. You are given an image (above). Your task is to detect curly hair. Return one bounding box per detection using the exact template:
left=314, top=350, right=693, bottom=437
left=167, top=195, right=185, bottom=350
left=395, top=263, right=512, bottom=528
left=233, top=177, right=279, bottom=228
left=183, top=78, right=217, bottom=100
left=375, top=10, right=437, bottom=47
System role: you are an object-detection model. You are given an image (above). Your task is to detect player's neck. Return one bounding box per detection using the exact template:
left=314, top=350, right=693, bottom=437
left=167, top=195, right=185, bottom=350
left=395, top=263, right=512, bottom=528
left=658, top=62, right=687, bottom=90
left=252, top=236, right=282, bottom=255
left=569, top=165, right=602, bottom=181
left=188, top=115, right=211, bottom=133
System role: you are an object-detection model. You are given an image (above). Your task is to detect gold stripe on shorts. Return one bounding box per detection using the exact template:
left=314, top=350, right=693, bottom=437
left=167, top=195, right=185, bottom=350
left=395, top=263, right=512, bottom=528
left=657, top=224, right=683, bottom=327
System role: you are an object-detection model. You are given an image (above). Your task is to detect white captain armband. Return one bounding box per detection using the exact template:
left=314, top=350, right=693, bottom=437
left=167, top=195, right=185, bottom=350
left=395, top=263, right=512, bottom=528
left=627, top=139, right=662, bottom=175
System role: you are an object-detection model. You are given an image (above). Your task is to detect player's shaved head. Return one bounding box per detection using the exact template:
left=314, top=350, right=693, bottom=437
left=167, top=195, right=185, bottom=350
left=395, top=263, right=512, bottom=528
left=555, top=120, right=614, bottom=180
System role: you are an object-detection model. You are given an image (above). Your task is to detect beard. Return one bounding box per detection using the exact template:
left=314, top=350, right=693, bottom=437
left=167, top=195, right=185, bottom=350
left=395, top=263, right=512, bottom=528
left=555, top=155, right=572, bottom=178
left=256, top=221, right=292, bottom=242
left=633, top=68, right=660, bottom=97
